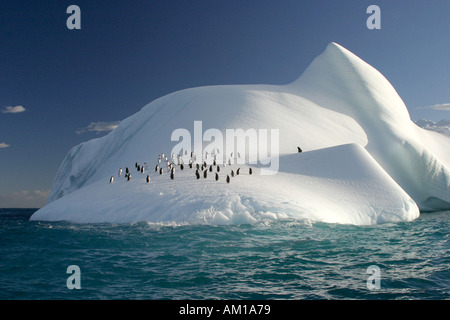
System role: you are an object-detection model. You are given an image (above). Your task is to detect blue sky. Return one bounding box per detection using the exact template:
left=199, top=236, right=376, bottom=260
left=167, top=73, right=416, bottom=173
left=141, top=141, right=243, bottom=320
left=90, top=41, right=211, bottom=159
left=0, top=0, right=449, bottom=207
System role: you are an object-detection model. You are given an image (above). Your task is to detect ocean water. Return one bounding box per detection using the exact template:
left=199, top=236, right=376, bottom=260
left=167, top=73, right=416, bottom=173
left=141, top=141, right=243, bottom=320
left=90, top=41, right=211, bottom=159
left=0, top=208, right=449, bottom=300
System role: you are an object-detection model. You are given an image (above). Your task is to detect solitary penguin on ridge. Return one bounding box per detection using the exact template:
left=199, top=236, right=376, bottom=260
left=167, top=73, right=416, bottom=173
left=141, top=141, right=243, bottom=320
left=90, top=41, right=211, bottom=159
left=297, top=147, right=302, bottom=153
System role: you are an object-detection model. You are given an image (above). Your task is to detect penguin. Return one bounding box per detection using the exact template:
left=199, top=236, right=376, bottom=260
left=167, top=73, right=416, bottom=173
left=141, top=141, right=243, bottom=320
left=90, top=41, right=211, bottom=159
left=213, top=160, right=216, bottom=166
left=209, top=165, right=213, bottom=172
left=297, top=147, right=302, bottom=153
left=236, top=168, right=240, bottom=175
left=196, top=171, right=200, bottom=179
left=226, top=175, right=230, bottom=183
left=249, top=168, right=253, bottom=175
left=155, top=164, right=159, bottom=172
left=217, top=165, right=220, bottom=172
left=228, top=159, right=232, bottom=166
left=215, top=173, right=219, bottom=181
left=171, top=167, right=175, bottom=174
left=126, top=167, right=129, bottom=174
left=189, top=161, right=193, bottom=169
left=146, top=175, right=150, bottom=183
left=135, top=162, right=138, bottom=168
left=203, top=170, right=208, bottom=179
left=170, top=171, right=174, bottom=180
left=110, top=176, right=114, bottom=183
left=118, top=168, right=122, bottom=177
left=127, top=174, right=131, bottom=181
left=231, top=170, right=234, bottom=177
left=196, top=163, right=200, bottom=170
left=160, top=168, right=163, bottom=175
left=181, top=163, right=184, bottom=170
left=137, top=165, right=140, bottom=172
left=141, top=166, right=144, bottom=173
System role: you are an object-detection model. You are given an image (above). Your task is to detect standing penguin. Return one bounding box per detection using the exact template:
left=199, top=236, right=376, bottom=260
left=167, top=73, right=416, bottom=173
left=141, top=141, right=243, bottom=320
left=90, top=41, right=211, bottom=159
left=118, top=168, right=122, bottom=177
left=236, top=168, right=240, bottom=175
left=160, top=167, right=163, bottom=175
left=217, top=165, right=220, bottom=172
left=127, top=174, right=131, bottom=181
left=231, top=170, right=234, bottom=177
left=196, top=171, right=200, bottom=179
left=170, top=171, right=174, bottom=180
left=249, top=168, right=253, bottom=175
left=155, top=164, right=159, bottom=172
left=109, top=176, right=114, bottom=183
left=181, top=163, right=184, bottom=170
left=215, top=173, right=219, bottom=181
left=226, top=175, right=230, bottom=183
left=203, top=170, right=208, bottom=179
left=146, top=175, right=150, bottom=183
left=209, top=165, right=213, bottom=172
left=297, top=147, right=302, bottom=153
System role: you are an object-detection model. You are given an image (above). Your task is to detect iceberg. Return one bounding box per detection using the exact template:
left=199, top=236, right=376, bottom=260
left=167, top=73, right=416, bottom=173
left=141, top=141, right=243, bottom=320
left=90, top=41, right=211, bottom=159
left=30, top=42, right=450, bottom=225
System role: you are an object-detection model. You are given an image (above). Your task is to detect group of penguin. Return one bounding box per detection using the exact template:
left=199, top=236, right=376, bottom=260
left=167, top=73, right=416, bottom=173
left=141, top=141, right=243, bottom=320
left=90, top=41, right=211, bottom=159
left=109, top=146, right=302, bottom=185
left=109, top=151, right=256, bottom=185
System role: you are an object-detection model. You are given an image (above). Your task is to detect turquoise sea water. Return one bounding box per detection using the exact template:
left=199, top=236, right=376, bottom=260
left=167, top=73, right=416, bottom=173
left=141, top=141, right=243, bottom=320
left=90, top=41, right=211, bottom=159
left=0, top=208, right=449, bottom=300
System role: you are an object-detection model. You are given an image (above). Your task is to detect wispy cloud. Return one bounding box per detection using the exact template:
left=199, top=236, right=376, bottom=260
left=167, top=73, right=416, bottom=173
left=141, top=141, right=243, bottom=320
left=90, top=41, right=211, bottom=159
left=0, top=189, right=50, bottom=208
left=1, top=105, right=26, bottom=113
left=0, top=142, right=10, bottom=148
left=416, top=103, right=450, bottom=111
left=76, top=121, right=120, bottom=135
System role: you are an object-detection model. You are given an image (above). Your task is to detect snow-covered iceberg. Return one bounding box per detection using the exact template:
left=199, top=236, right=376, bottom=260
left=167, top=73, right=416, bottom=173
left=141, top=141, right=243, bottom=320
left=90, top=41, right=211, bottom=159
left=30, top=42, right=450, bottom=225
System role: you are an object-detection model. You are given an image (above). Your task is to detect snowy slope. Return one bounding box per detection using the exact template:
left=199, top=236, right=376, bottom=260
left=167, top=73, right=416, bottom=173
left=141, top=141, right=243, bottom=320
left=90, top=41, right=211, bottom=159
left=30, top=42, right=450, bottom=225
left=31, top=144, right=418, bottom=225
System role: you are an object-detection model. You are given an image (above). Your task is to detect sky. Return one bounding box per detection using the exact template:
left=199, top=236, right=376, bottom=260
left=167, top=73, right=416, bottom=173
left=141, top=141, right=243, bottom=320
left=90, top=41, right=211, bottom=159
left=0, top=0, right=449, bottom=208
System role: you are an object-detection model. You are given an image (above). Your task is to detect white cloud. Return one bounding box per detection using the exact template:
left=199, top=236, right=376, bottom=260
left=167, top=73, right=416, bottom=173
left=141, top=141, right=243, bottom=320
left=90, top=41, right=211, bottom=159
left=0, top=189, right=50, bottom=208
left=0, top=142, right=10, bottom=148
left=416, top=103, right=450, bottom=111
left=1, top=105, right=26, bottom=113
left=76, top=121, right=120, bottom=135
